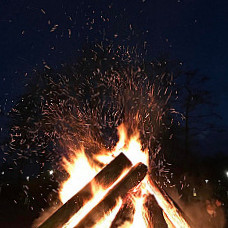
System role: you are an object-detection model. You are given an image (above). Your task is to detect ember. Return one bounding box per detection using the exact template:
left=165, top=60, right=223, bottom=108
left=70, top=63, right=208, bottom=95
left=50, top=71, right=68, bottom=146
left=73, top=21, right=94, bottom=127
left=38, top=124, right=191, bottom=228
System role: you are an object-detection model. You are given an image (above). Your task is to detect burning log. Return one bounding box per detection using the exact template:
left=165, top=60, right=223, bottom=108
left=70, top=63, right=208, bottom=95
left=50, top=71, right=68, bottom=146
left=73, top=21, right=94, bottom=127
left=147, top=176, right=191, bottom=228
left=163, top=211, right=175, bottom=228
left=38, top=153, right=132, bottom=228
left=111, top=193, right=168, bottom=228
left=110, top=196, right=135, bottom=228
left=74, top=162, right=148, bottom=228
left=145, top=194, right=168, bottom=228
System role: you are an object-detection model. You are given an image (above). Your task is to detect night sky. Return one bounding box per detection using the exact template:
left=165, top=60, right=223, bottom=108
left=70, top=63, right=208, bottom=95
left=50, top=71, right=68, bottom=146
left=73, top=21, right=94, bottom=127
left=0, top=0, right=228, bottom=154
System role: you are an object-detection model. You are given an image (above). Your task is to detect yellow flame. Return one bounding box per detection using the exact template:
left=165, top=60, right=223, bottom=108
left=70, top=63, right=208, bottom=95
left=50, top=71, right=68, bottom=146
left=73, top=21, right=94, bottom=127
left=163, top=211, right=176, bottom=228
left=146, top=176, right=190, bottom=228
left=117, top=183, right=149, bottom=228
left=95, top=123, right=148, bottom=166
left=58, top=123, right=150, bottom=228
left=59, top=147, right=99, bottom=203
left=131, top=184, right=149, bottom=228
left=92, top=198, right=122, bottom=228
left=62, top=168, right=129, bottom=228
left=62, top=183, right=106, bottom=228
left=57, top=123, right=190, bottom=228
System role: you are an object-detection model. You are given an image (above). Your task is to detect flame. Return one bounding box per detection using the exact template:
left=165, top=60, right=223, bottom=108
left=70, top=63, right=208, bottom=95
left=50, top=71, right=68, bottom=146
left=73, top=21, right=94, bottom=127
left=59, top=147, right=99, bottom=203
left=95, top=124, right=149, bottom=166
left=62, top=169, right=129, bottom=228
left=146, top=176, right=191, bottom=228
left=56, top=123, right=190, bottom=228
left=62, top=182, right=106, bottom=228
left=117, top=183, right=149, bottom=228
left=58, top=123, right=150, bottom=227
left=130, top=183, right=149, bottom=228
left=131, top=196, right=148, bottom=228
left=92, top=198, right=123, bottom=228
left=163, top=211, right=175, bottom=228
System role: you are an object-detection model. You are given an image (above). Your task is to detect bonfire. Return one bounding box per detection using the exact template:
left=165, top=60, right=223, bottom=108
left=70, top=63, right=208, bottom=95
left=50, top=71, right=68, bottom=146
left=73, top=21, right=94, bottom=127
left=37, top=124, right=191, bottom=228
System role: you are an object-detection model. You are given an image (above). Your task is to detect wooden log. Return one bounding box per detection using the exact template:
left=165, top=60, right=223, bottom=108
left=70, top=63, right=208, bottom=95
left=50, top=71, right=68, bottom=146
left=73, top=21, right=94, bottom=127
left=74, top=162, right=148, bottom=228
left=110, top=196, right=135, bottom=228
left=147, top=176, right=191, bottom=228
left=111, top=193, right=168, bottom=228
left=145, top=194, right=168, bottom=228
left=38, top=153, right=132, bottom=228
left=163, top=211, right=175, bottom=228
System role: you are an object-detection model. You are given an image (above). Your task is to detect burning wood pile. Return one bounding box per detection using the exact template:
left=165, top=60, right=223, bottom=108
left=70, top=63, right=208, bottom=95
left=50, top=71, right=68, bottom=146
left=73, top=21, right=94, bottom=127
left=37, top=124, right=191, bottom=228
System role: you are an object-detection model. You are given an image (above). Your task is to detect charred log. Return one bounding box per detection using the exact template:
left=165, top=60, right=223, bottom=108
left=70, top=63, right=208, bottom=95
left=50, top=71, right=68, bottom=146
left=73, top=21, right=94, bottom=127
left=163, top=211, right=175, bottom=228
left=147, top=176, right=191, bottom=228
left=110, top=196, right=135, bottom=228
left=145, top=194, right=168, bottom=228
left=74, top=162, right=148, bottom=228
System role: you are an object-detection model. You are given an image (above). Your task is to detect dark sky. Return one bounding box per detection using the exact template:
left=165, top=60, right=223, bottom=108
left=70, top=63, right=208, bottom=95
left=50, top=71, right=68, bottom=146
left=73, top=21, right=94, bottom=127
left=0, top=0, right=228, bottom=153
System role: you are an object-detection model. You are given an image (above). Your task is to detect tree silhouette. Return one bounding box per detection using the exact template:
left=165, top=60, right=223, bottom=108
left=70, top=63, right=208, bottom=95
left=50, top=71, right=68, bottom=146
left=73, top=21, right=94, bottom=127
left=174, top=69, right=221, bottom=156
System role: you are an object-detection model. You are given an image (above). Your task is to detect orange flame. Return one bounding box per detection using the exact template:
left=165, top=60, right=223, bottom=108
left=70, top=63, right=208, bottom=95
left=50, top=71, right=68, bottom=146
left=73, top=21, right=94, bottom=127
left=130, top=182, right=149, bottom=228
left=163, top=211, right=176, bottom=228
left=59, top=147, right=99, bottom=203
left=95, top=124, right=149, bottom=166
left=93, top=198, right=123, bottom=228
left=62, top=169, right=128, bottom=228
left=146, top=177, right=191, bottom=228
left=58, top=123, right=190, bottom=228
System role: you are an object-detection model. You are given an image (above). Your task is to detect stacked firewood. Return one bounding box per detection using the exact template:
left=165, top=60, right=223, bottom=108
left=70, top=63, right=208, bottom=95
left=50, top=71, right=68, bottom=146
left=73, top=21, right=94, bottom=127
left=38, top=153, right=191, bottom=228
